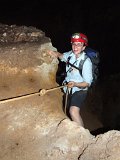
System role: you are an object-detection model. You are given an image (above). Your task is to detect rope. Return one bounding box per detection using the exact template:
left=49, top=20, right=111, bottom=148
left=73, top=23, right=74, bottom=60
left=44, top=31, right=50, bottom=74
left=0, top=84, right=68, bottom=104
left=64, top=86, right=69, bottom=115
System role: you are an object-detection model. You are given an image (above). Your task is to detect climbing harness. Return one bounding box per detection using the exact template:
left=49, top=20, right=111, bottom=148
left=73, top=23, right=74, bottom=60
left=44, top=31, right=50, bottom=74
left=0, top=84, right=68, bottom=104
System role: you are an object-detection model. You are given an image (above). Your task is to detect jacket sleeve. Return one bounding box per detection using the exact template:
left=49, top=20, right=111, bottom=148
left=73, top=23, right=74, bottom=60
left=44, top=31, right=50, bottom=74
left=60, top=51, right=72, bottom=62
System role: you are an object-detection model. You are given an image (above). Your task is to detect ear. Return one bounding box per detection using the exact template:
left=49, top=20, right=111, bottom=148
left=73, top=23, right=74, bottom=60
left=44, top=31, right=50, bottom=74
left=82, top=46, right=86, bottom=51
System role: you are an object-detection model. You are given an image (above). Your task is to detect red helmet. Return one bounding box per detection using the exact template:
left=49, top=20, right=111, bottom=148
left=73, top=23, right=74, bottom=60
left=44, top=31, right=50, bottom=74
left=71, top=33, right=88, bottom=46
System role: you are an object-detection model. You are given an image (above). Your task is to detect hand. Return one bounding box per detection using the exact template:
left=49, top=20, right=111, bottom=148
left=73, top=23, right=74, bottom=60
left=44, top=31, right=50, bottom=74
left=68, top=81, right=75, bottom=88
left=47, top=50, right=58, bottom=58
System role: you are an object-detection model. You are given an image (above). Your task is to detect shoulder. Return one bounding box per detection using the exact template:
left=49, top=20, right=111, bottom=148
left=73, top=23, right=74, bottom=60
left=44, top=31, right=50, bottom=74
left=61, top=50, right=73, bottom=62
left=80, top=52, right=91, bottom=62
left=83, top=54, right=92, bottom=66
left=63, top=50, right=73, bottom=58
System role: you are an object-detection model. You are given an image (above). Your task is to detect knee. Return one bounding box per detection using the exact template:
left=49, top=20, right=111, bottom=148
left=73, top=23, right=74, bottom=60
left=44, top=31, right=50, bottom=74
left=69, top=106, right=79, bottom=117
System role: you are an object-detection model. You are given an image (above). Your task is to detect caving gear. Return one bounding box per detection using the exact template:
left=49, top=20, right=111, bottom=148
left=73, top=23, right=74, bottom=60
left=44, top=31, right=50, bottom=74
left=71, top=33, right=88, bottom=46
left=60, top=47, right=99, bottom=86
left=0, top=84, right=68, bottom=104
left=79, top=47, right=100, bottom=85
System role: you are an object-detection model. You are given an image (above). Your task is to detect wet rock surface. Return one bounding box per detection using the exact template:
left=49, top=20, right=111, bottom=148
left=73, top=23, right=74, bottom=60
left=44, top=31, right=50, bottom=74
left=0, top=24, right=120, bottom=160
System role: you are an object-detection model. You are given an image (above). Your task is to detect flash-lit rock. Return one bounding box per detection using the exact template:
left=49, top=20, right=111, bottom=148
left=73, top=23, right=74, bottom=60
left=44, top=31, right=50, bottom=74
left=0, top=24, right=120, bottom=160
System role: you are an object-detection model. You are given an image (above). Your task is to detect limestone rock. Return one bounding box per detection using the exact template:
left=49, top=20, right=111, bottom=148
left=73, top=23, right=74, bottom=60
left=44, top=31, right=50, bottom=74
left=0, top=24, right=120, bottom=160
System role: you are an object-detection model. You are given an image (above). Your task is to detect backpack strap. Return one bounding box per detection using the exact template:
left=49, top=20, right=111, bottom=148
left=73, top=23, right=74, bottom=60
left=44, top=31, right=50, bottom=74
left=79, top=54, right=88, bottom=76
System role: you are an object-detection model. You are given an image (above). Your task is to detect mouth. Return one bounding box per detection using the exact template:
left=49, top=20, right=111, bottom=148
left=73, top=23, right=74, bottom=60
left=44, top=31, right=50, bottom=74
left=73, top=50, right=78, bottom=53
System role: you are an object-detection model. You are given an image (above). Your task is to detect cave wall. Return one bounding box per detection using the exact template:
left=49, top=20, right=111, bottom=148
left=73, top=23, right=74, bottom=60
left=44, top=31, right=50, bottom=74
left=0, top=24, right=120, bottom=160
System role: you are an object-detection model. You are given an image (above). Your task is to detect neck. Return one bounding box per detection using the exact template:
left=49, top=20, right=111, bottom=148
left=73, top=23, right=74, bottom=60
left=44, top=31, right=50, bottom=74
left=75, top=51, right=83, bottom=58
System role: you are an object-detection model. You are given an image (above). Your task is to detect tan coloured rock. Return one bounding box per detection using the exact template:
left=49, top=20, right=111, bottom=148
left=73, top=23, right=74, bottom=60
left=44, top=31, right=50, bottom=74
left=79, top=130, right=120, bottom=160
left=0, top=24, right=120, bottom=160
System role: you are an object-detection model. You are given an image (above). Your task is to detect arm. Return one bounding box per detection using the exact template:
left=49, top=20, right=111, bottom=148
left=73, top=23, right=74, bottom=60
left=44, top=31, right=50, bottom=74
left=68, top=81, right=89, bottom=89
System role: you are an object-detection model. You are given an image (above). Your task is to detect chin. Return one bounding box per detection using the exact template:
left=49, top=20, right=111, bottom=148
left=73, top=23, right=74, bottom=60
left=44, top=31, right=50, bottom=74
left=74, top=52, right=79, bottom=55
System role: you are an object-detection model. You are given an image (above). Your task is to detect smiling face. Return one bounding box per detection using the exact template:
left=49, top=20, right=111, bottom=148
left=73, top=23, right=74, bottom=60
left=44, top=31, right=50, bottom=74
left=72, top=42, right=86, bottom=57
